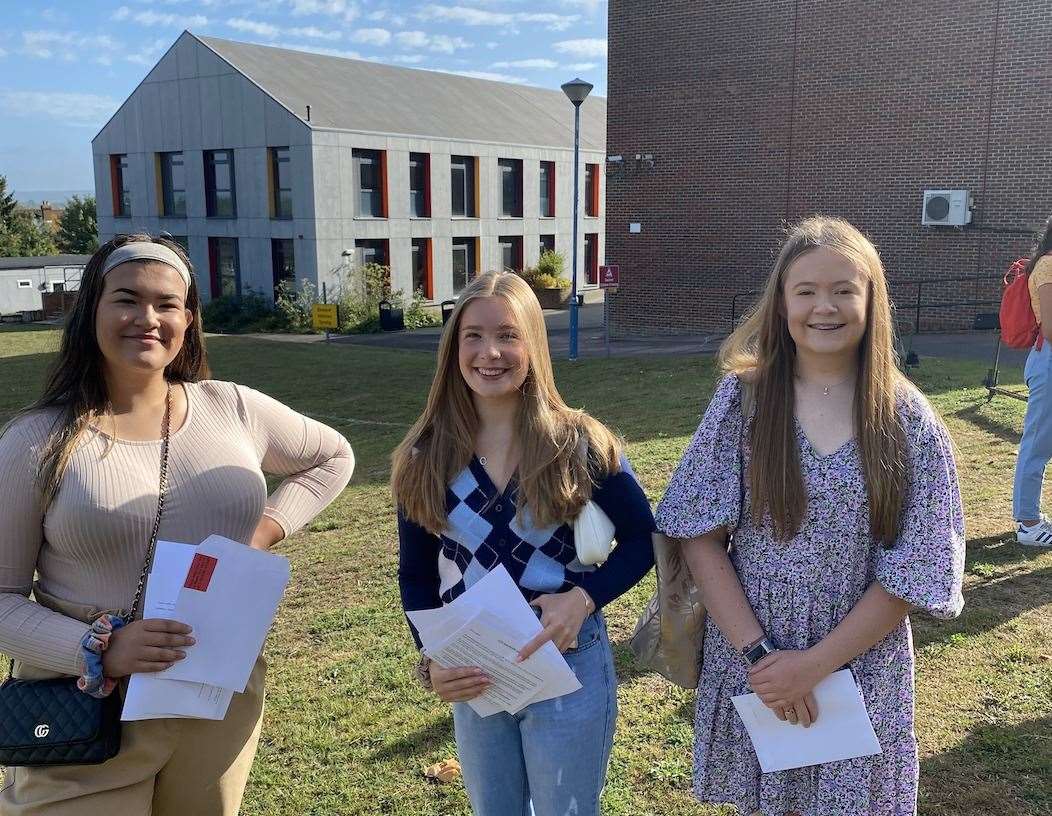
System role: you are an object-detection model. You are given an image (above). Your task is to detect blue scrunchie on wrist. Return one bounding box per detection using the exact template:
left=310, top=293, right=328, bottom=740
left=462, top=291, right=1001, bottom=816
left=77, top=614, right=127, bottom=698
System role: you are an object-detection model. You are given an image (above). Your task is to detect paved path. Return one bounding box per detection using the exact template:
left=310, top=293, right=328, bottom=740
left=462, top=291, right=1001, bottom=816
left=243, top=303, right=1028, bottom=367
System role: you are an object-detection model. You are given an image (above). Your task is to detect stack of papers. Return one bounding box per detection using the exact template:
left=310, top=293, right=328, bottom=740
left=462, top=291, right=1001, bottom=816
left=407, top=566, right=581, bottom=718
left=731, top=669, right=882, bottom=772
left=122, top=535, right=290, bottom=722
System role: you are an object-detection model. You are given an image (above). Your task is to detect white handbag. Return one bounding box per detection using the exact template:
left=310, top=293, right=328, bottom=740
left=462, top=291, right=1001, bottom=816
left=573, top=499, right=617, bottom=566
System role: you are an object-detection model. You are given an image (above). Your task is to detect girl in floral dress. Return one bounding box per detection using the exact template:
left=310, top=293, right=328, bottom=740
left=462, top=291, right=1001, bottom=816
left=656, top=217, right=966, bottom=816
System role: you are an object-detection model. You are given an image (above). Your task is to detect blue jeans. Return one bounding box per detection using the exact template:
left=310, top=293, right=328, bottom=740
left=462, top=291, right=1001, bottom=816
left=1013, top=341, right=1052, bottom=520
left=452, top=612, right=618, bottom=816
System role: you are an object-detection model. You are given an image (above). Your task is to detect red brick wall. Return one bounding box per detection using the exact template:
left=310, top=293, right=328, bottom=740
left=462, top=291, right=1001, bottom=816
left=606, top=0, right=1052, bottom=336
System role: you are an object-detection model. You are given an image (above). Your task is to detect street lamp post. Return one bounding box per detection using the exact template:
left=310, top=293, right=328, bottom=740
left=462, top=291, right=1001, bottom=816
left=561, top=77, right=593, bottom=362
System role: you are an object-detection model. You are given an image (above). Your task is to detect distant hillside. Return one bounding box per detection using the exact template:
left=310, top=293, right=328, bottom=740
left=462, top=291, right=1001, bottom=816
left=14, top=190, right=93, bottom=207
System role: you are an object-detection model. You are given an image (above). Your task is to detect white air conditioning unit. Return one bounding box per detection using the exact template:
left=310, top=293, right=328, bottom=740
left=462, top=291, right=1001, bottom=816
left=922, top=189, right=972, bottom=226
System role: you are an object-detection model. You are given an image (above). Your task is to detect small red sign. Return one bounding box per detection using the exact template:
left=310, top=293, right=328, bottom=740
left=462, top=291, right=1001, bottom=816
left=184, top=554, right=218, bottom=592
left=599, top=265, right=620, bottom=288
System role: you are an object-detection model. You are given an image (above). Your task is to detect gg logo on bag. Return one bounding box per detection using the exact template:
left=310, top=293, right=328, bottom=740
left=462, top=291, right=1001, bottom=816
left=33, top=724, right=50, bottom=739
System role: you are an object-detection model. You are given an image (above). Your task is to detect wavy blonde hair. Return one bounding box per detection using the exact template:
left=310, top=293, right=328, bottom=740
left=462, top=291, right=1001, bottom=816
left=721, top=216, right=909, bottom=544
left=391, top=271, right=622, bottom=534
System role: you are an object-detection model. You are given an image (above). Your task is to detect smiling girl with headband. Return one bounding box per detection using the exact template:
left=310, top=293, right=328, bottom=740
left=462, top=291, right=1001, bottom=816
left=0, top=234, right=354, bottom=815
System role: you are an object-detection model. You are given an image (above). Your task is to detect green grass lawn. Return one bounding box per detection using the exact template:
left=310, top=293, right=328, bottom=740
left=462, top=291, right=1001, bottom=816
left=0, top=325, right=1049, bottom=816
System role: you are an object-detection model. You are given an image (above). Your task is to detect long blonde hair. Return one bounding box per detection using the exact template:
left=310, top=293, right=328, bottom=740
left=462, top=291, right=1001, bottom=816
left=391, top=271, right=622, bottom=535
left=721, top=216, right=908, bottom=544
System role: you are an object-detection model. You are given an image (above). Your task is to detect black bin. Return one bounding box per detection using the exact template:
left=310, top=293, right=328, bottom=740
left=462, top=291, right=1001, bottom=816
left=441, top=299, right=457, bottom=325
left=379, top=300, right=405, bottom=332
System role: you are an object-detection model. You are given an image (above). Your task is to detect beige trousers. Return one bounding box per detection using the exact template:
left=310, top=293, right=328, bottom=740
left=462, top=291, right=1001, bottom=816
left=0, top=657, right=266, bottom=816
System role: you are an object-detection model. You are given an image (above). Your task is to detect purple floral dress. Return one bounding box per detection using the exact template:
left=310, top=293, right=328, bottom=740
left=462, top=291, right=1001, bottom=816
left=655, top=374, right=966, bottom=816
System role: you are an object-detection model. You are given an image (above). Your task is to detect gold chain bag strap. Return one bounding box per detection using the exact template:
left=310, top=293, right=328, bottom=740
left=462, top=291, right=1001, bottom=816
left=0, top=384, right=172, bottom=766
left=629, top=380, right=752, bottom=689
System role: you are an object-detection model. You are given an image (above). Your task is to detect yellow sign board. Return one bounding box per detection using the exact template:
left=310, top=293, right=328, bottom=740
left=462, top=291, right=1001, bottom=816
left=312, top=303, right=339, bottom=330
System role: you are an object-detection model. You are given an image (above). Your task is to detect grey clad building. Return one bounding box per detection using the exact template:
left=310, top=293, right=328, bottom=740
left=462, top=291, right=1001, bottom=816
left=92, top=31, right=607, bottom=304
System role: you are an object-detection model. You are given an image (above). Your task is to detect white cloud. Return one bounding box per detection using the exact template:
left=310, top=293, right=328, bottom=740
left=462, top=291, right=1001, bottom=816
left=0, top=90, right=117, bottom=127
left=350, top=27, right=391, bottom=46
left=125, top=38, right=171, bottom=66
left=0, top=48, right=7, bottom=58
left=21, top=30, right=120, bottom=60
left=552, top=38, right=606, bottom=58
left=287, top=0, right=359, bottom=22
left=389, top=54, right=424, bottom=64
left=417, top=5, right=577, bottom=31
left=395, top=30, right=469, bottom=53
left=227, top=18, right=281, bottom=38
left=112, top=6, right=208, bottom=26
left=288, top=26, right=342, bottom=40
left=486, top=41, right=499, bottom=49
left=491, top=58, right=557, bottom=70
left=565, top=62, right=598, bottom=71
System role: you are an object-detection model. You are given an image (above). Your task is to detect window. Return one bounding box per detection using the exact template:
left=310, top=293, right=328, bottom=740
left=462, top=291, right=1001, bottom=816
left=409, top=153, right=430, bottom=218
left=499, top=159, right=523, bottom=218
left=208, top=237, right=240, bottom=298
left=585, top=163, right=599, bottom=218
left=355, top=239, right=389, bottom=268
left=411, top=238, right=433, bottom=299
left=539, top=234, right=555, bottom=256
left=353, top=149, right=386, bottom=218
left=270, top=147, right=292, bottom=219
left=585, top=233, right=599, bottom=285
left=272, top=239, right=295, bottom=291
left=17, top=280, right=32, bottom=289
left=451, top=155, right=477, bottom=217
left=204, top=150, right=236, bottom=218
left=539, top=161, right=555, bottom=218
left=110, top=154, right=130, bottom=217
left=452, top=237, right=477, bottom=294
left=499, top=236, right=524, bottom=272
left=157, top=152, right=186, bottom=217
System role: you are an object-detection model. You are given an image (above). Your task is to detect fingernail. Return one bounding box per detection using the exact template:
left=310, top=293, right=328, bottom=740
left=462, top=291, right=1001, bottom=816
left=187, top=637, right=196, bottom=645
left=176, top=651, right=185, bottom=658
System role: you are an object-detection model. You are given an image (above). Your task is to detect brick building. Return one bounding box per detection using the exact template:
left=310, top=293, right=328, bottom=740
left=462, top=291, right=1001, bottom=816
left=605, top=1, right=1052, bottom=336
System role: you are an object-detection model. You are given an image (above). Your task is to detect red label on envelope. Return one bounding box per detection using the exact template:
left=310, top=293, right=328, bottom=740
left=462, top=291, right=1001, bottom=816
left=184, top=554, right=218, bottom=592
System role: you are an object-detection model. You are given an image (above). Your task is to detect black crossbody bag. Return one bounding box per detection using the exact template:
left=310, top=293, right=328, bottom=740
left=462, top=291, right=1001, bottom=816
left=0, top=386, right=172, bottom=767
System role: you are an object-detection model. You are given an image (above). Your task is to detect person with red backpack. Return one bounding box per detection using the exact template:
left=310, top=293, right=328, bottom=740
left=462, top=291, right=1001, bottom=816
left=1010, top=214, right=1052, bottom=546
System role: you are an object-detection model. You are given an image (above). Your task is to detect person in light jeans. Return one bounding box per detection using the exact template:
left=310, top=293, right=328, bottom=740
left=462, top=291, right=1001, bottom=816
left=1012, top=214, right=1052, bottom=546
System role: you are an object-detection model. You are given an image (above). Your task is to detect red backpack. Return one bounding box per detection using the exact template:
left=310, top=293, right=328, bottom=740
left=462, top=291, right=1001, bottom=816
left=999, top=257, right=1043, bottom=350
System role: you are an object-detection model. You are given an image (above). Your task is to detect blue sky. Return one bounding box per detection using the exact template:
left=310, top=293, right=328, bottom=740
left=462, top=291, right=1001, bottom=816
left=0, top=0, right=607, bottom=197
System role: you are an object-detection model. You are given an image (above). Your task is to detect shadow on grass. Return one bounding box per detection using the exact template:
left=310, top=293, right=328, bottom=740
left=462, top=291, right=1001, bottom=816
left=367, top=714, right=453, bottom=762
left=919, top=716, right=1052, bottom=816
left=952, top=402, right=1024, bottom=444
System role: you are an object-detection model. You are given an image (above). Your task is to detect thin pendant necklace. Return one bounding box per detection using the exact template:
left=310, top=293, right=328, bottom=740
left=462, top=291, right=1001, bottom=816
left=798, top=374, right=853, bottom=397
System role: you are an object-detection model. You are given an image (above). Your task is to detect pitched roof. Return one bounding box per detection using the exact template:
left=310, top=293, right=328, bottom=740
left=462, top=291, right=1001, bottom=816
left=0, top=255, right=90, bottom=271
left=194, top=34, right=606, bottom=151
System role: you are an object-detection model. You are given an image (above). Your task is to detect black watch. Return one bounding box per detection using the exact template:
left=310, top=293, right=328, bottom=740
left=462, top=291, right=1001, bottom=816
left=742, top=636, right=777, bottom=666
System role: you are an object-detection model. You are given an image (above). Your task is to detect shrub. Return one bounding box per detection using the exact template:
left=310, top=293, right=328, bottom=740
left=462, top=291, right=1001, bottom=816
left=202, top=288, right=287, bottom=334
left=518, top=251, right=570, bottom=290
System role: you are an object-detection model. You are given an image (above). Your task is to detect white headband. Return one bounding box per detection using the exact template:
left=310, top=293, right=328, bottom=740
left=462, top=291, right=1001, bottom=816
left=102, top=242, right=193, bottom=292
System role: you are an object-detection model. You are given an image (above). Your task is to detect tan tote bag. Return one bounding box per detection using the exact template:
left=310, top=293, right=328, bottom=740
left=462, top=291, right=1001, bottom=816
left=629, top=381, right=752, bottom=690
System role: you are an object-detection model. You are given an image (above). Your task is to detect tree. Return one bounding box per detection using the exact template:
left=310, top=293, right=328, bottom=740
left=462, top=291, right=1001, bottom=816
left=0, top=175, right=16, bottom=228
left=0, top=209, right=58, bottom=257
left=57, top=195, right=98, bottom=254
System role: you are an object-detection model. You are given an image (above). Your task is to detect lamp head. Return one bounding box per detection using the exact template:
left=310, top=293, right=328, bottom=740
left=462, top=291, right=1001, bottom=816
left=561, top=78, right=593, bottom=106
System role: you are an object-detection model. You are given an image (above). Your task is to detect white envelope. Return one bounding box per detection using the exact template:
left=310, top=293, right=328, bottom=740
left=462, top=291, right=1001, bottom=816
left=159, top=535, right=290, bottom=692
left=731, top=669, right=882, bottom=773
left=124, top=540, right=235, bottom=721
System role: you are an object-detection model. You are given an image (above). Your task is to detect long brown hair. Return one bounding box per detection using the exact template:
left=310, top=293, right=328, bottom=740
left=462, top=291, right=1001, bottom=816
left=721, top=216, right=909, bottom=544
left=391, top=271, right=621, bottom=535
left=1023, top=214, right=1052, bottom=278
left=5, top=233, right=209, bottom=508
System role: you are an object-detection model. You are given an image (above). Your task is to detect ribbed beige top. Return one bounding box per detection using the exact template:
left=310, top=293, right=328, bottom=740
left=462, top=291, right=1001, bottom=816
left=0, top=380, right=354, bottom=676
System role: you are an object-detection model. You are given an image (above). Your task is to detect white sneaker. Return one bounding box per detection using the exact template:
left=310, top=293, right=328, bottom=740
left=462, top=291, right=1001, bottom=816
left=1016, top=515, right=1052, bottom=547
